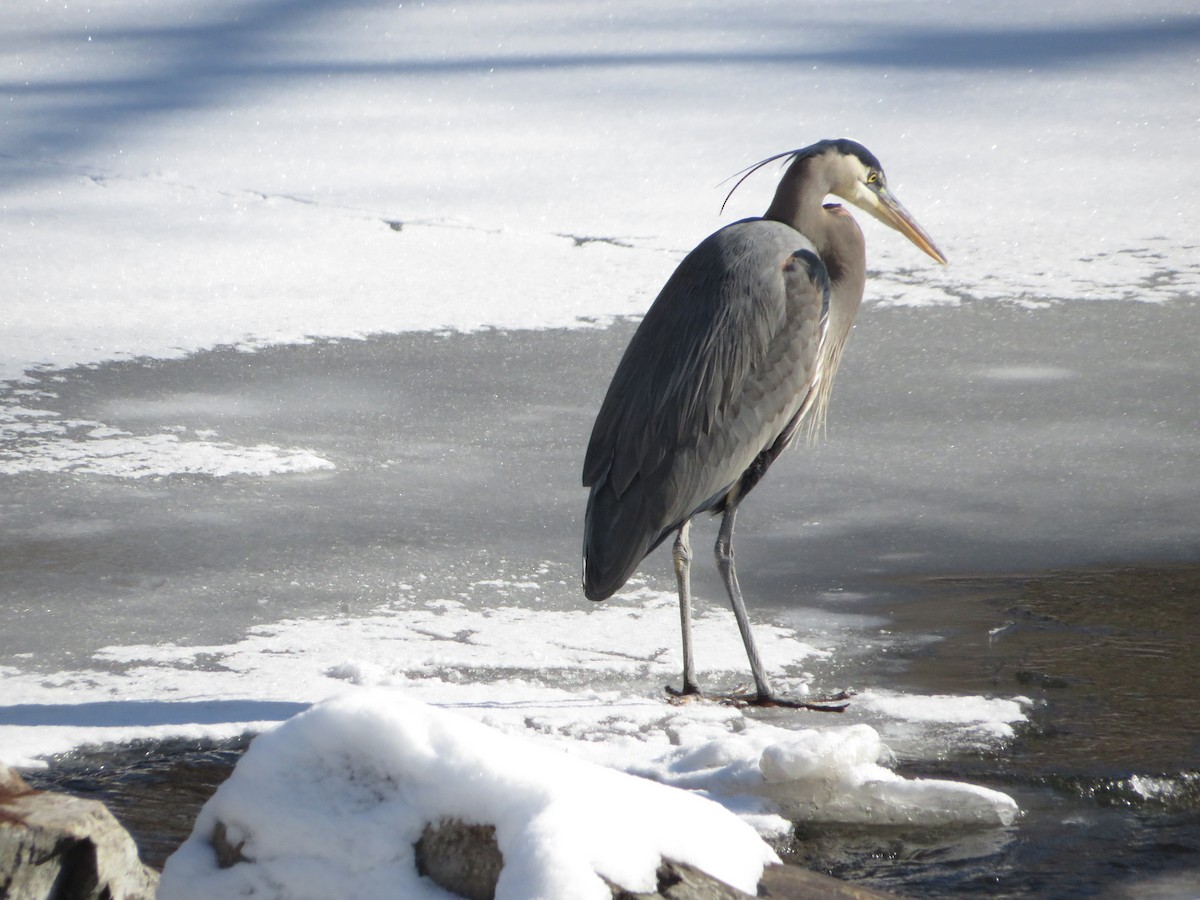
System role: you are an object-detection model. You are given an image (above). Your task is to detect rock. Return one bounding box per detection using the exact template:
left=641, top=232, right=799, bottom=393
left=410, top=817, right=899, bottom=900
left=0, top=761, right=159, bottom=900
left=0, top=765, right=28, bottom=795
left=414, top=820, right=504, bottom=900
left=758, top=862, right=900, bottom=899
left=606, top=859, right=755, bottom=899
left=610, top=859, right=900, bottom=900
left=210, top=820, right=248, bottom=869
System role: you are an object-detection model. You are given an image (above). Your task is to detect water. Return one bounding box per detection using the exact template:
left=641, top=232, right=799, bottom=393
left=783, top=566, right=1200, bottom=897
left=23, top=740, right=248, bottom=871
left=5, top=301, right=1200, bottom=894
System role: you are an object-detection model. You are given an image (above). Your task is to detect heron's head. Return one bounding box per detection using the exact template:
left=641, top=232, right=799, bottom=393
left=823, top=139, right=947, bottom=265
left=725, top=138, right=948, bottom=265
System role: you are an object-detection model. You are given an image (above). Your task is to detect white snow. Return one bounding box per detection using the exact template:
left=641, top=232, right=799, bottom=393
left=0, top=406, right=333, bottom=478
left=2, top=0, right=1193, bottom=890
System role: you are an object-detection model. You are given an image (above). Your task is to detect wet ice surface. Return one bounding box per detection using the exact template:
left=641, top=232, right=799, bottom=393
left=3, top=301, right=1196, bottom=668
left=5, top=301, right=1200, bottom=895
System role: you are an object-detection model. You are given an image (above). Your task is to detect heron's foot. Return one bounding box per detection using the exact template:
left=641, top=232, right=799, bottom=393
left=741, top=689, right=853, bottom=712
left=665, top=684, right=852, bottom=711
left=665, top=682, right=704, bottom=704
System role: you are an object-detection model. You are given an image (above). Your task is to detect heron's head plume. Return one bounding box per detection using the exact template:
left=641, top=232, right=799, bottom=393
left=719, top=140, right=870, bottom=213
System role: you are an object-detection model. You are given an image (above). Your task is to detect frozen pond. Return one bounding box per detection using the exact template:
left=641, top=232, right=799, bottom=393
left=3, top=300, right=1197, bottom=669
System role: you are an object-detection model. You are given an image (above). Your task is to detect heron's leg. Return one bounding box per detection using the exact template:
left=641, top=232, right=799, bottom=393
left=714, top=503, right=775, bottom=700
left=672, top=520, right=700, bottom=695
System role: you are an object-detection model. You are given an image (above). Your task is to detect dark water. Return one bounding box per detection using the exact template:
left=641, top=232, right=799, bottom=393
left=7, top=303, right=1200, bottom=895
left=783, top=565, right=1200, bottom=898
left=24, top=739, right=249, bottom=871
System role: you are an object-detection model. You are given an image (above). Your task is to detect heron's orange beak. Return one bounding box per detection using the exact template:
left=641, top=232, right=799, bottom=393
left=866, top=185, right=947, bottom=265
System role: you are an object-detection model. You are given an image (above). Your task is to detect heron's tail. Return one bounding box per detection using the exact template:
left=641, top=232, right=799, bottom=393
left=582, top=478, right=665, bottom=602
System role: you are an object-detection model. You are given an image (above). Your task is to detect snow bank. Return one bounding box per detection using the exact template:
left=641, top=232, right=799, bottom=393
left=159, top=691, right=779, bottom=900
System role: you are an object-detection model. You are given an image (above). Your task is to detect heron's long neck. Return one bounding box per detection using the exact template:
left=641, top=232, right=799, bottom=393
left=763, top=157, right=836, bottom=255
left=764, top=154, right=867, bottom=437
left=764, top=155, right=866, bottom=316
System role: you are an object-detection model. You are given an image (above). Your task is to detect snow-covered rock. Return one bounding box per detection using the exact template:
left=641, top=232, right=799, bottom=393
left=160, top=691, right=780, bottom=900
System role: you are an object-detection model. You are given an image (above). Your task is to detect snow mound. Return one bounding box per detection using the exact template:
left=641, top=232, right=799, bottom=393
left=159, top=690, right=778, bottom=900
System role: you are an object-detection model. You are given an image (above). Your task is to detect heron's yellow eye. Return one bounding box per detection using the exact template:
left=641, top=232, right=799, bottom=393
left=866, top=170, right=880, bottom=185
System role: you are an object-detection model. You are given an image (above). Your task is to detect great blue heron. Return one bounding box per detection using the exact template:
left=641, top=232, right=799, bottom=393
left=581, top=139, right=946, bottom=706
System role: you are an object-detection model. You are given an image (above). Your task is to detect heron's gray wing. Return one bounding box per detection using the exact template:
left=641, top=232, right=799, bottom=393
left=583, top=219, right=829, bottom=599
